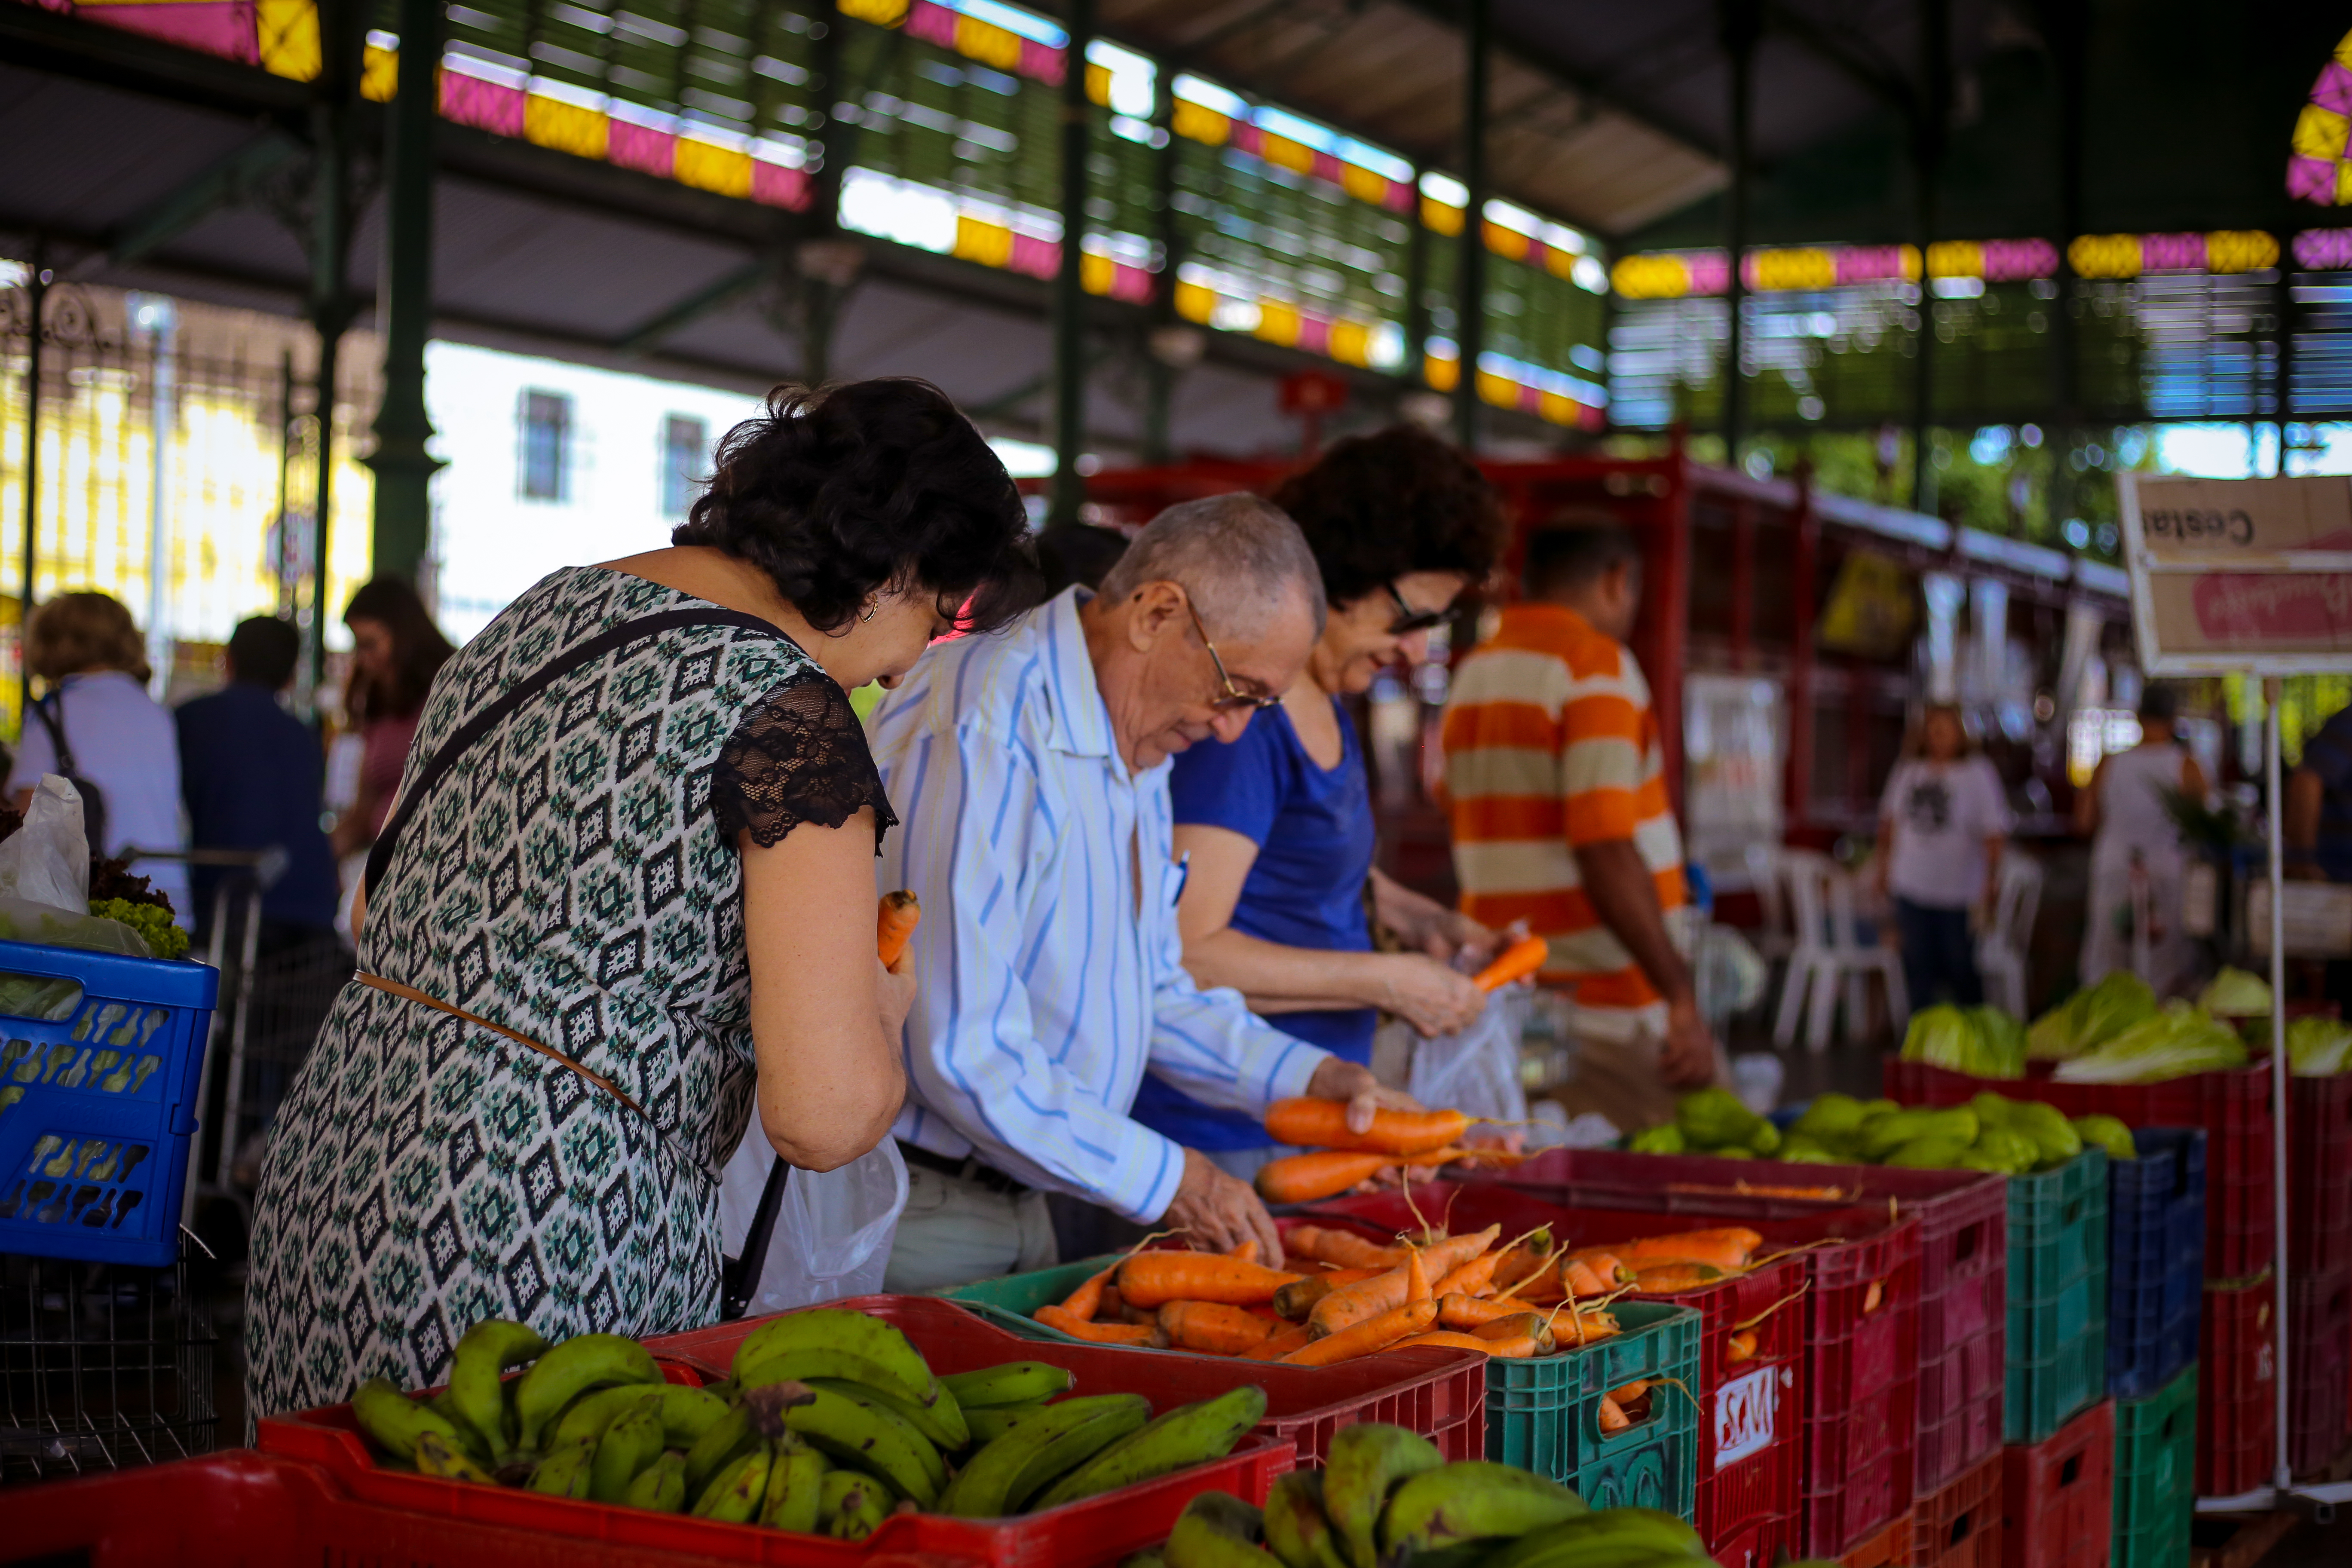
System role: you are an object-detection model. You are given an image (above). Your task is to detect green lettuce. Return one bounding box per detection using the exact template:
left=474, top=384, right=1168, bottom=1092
left=1901, top=1004, right=2027, bottom=1078
left=2051, top=1001, right=2250, bottom=1084
left=2028, top=971, right=2158, bottom=1061
left=2197, top=967, right=2273, bottom=1017
left=2288, top=1016, right=2352, bottom=1077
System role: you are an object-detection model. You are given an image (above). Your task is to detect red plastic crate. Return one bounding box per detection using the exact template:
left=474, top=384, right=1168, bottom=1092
left=1838, top=1508, right=1911, bottom=1568
left=2000, top=1400, right=2113, bottom=1568
left=1302, top=1182, right=1807, bottom=1553
left=6, top=1449, right=766, bottom=1568
left=1915, top=1331, right=2004, bottom=1503
left=1708, top=1507, right=1796, bottom=1568
left=1886, top=1057, right=2273, bottom=1279
left=1911, top=1448, right=2002, bottom=1568
left=2199, top=1278, right=2277, bottom=1498
left=2291, top=1073, right=2352, bottom=1277
left=1488, top=1147, right=1988, bottom=1500
left=2289, top=1265, right=2352, bottom=1477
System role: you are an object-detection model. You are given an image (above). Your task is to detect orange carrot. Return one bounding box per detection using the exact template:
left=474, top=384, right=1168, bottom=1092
left=1862, top=1280, right=1884, bottom=1314
left=1242, top=1323, right=1317, bottom=1362
left=1281, top=1298, right=1440, bottom=1366
left=1405, top=1247, right=1431, bottom=1306
left=1440, top=1292, right=1542, bottom=1330
left=1282, top=1226, right=1412, bottom=1271
left=1226, top=1238, right=1259, bottom=1265
left=1473, top=935, right=1549, bottom=992
left=1035, top=1304, right=1166, bottom=1345
left=1432, top=1250, right=1506, bottom=1300
left=1058, top=1259, right=1121, bottom=1321
left=1492, top=1231, right=1556, bottom=1291
left=1117, top=1253, right=1302, bottom=1309
left=876, top=891, right=921, bottom=968
left=1261, top=1098, right=1469, bottom=1156
left=1308, top=1260, right=1425, bottom=1335
left=1562, top=1259, right=1612, bottom=1298
left=1726, top=1330, right=1759, bottom=1364
left=1416, top=1225, right=1503, bottom=1283
left=1255, top=1148, right=1478, bottom=1205
left=1471, top=1312, right=1555, bottom=1352
left=1395, top=1330, right=1509, bottom=1356
left=1561, top=1249, right=1634, bottom=1286
left=1609, top=1380, right=1651, bottom=1403
left=1633, top=1263, right=1727, bottom=1293
left=1610, top=1229, right=1762, bottom=1271
left=1274, top=1268, right=1381, bottom=1320
left=1596, top=1394, right=1631, bottom=1433
left=1158, top=1300, right=1276, bottom=1355
left=1096, top=1285, right=1124, bottom=1321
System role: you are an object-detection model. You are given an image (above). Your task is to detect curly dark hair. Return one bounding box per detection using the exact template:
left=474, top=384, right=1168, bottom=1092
left=1268, top=425, right=1507, bottom=609
left=674, top=379, right=1034, bottom=634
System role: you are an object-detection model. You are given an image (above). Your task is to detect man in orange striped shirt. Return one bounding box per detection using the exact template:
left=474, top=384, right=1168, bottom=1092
left=1441, top=525, right=1719, bottom=1126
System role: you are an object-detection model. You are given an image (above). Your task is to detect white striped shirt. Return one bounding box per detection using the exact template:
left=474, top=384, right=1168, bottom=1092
left=866, top=588, right=1329, bottom=1222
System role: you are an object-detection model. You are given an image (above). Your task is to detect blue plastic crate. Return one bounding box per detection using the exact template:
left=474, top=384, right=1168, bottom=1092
left=2108, top=1129, right=2205, bottom=1400
left=0, top=939, right=218, bottom=1267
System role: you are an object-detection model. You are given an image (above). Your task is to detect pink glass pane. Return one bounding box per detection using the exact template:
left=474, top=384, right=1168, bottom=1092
left=905, top=1, right=956, bottom=50
left=439, top=71, right=525, bottom=138
left=1835, top=245, right=1909, bottom=283
left=1981, top=237, right=2059, bottom=281
left=1228, top=122, right=1262, bottom=159
left=608, top=120, right=676, bottom=177
left=84, top=1, right=257, bottom=64
left=750, top=160, right=810, bottom=211
left=1683, top=253, right=1731, bottom=296
left=1310, top=151, right=1344, bottom=184
left=1293, top=313, right=1330, bottom=356
left=2290, top=156, right=2340, bottom=205
left=2140, top=232, right=2205, bottom=270
left=1009, top=233, right=1059, bottom=279
left=2295, top=227, right=2352, bottom=269
left=2317, top=62, right=2352, bottom=116
left=1109, top=263, right=1153, bottom=304
left=1383, top=181, right=1414, bottom=214
left=1020, top=38, right=1063, bottom=86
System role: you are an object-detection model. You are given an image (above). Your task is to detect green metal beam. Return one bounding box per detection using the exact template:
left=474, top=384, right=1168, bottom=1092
left=364, top=0, right=446, bottom=584
left=1049, top=0, right=1095, bottom=526
left=612, top=260, right=773, bottom=356
left=104, top=134, right=300, bottom=269
left=1454, top=0, right=1489, bottom=452
left=0, top=0, right=310, bottom=120
left=1758, top=1, right=1917, bottom=120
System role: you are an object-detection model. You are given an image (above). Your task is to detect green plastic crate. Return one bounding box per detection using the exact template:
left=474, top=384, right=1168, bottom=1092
left=1484, top=1300, right=1701, bottom=1520
left=933, top=1256, right=1124, bottom=1343
left=2113, top=1361, right=2197, bottom=1568
left=2007, top=1152, right=2110, bottom=1444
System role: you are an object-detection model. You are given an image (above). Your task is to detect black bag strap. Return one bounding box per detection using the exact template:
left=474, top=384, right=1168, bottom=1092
left=362, top=607, right=786, bottom=900
left=721, top=1156, right=791, bottom=1320
left=34, top=690, right=107, bottom=853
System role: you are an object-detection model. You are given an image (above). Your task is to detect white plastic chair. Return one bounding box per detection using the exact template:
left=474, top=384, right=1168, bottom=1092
left=1770, top=848, right=1911, bottom=1052
left=1975, top=855, right=2044, bottom=1018
left=1744, top=843, right=1797, bottom=964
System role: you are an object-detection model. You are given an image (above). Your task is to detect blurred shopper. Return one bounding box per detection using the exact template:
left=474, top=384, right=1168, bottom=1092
left=1877, top=701, right=2011, bottom=1008
left=1442, top=525, right=1718, bottom=1134
left=246, top=379, right=1033, bottom=1416
left=329, top=577, right=454, bottom=857
left=1140, top=429, right=1506, bottom=1180
left=2288, top=700, right=2352, bottom=882
left=1034, top=521, right=1129, bottom=597
left=7, top=591, right=189, bottom=918
left=2076, top=684, right=2207, bottom=995
left=868, top=495, right=1419, bottom=1291
left=174, top=616, right=339, bottom=948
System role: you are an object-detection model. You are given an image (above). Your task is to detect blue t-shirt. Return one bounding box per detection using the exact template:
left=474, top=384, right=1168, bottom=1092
left=174, top=683, right=340, bottom=931
left=1133, top=698, right=1376, bottom=1151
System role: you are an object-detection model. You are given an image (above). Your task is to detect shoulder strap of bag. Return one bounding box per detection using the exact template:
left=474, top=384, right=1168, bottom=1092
left=33, top=692, right=76, bottom=777
left=362, top=607, right=784, bottom=899
left=35, top=689, right=108, bottom=852
left=721, top=1156, right=791, bottom=1321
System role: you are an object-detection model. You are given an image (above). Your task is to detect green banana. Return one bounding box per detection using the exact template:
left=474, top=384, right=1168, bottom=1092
left=590, top=1401, right=667, bottom=1504
left=762, top=1437, right=830, bottom=1533
left=511, top=1334, right=662, bottom=1452
left=691, top=1443, right=773, bottom=1523
left=527, top=1436, right=597, bottom=1498
left=968, top=1401, right=1050, bottom=1443
left=940, top=1361, right=1078, bottom=1409
left=937, top=1393, right=1151, bottom=1517
left=1165, top=1491, right=1286, bottom=1568
left=353, top=1377, right=483, bottom=1467
left=637, top=1383, right=733, bottom=1447
left=683, top=1406, right=761, bottom=1497
left=1376, top=1462, right=1587, bottom=1562
left=1032, top=1386, right=1267, bottom=1510
left=807, top=1375, right=969, bottom=1451
left=769, top=1382, right=943, bottom=1506
left=447, top=1318, right=547, bottom=1462
left=1476, top=1509, right=1710, bottom=1568
left=1323, top=1424, right=1444, bottom=1568
left=1262, top=1471, right=1349, bottom=1568
left=550, top=1384, right=664, bottom=1452
left=701, top=1378, right=739, bottom=1405
left=413, top=1430, right=494, bottom=1482
left=731, top=1309, right=940, bottom=1409
left=799, top=1381, right=947, bottom=1492
left=822, top=1470, right=891, bottom=1540
left=623, top=1450, right=689, bottom=1513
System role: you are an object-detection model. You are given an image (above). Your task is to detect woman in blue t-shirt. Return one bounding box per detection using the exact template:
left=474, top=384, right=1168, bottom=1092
left=1134, top=426, right=1510, bottom=1178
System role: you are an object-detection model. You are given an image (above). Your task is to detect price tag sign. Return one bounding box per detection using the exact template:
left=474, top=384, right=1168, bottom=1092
left=2122, top=473, right=2352, bottom=673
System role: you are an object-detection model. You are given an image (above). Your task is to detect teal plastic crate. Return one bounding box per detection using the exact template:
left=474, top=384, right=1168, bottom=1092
left=2113, top=1361, right=2196, bottom=1568
left=933, top=1256, right=1123, bottom=1343
left=1484, top=1300, right=1701, bottom=1520
left=2008, top=1152, right=2110, bottom=1444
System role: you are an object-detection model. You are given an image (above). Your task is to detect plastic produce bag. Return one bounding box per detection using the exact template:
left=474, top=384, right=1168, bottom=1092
left=0, top=775, right=91, bottom=910
left=1408, top=989, right=1529, bottom=1127
left=718, top=1125, right=907, bottom=1315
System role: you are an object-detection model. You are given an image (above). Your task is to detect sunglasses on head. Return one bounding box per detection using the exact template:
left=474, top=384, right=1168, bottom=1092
left=1383, top=582, right=1451, bottom=636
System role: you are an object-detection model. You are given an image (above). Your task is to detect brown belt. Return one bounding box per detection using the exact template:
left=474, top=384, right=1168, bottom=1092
left=355, top=971, right=651, bottom=1123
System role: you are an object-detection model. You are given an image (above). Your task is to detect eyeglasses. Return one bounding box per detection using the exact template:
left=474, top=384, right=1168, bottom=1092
left=1384, top=581, right=1451, bottom=636
left=1182, top=597, right=1281, bottom=712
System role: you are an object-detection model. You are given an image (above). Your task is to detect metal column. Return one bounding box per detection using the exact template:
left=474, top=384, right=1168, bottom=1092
left=364, top=0, right=446, bottom=584
left=1908, top=0, right=1949, bottom=515
left=1719, top=0, right=1758, bottom=466
left=15, top=242, right=43, bottom=729
left=1453, top=0, right=1489, bottom=453
left=305, top=0, right=364, bottom=704
left=1048, top=0, right=1096, bottom=527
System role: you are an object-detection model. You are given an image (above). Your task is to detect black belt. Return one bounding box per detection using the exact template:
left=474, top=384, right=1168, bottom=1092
left=897, top=1139, right=1026, bottom=1195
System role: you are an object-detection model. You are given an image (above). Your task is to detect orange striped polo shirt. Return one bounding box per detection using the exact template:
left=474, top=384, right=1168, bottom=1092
left=1440, top=603, right=1687, bottom=1011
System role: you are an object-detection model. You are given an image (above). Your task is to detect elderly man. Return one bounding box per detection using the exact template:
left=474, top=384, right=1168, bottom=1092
left=868, top=494, right=1417, bottom=1291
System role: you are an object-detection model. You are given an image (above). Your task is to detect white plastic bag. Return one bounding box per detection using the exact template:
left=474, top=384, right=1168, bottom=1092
left=0, top=775, right=90, bottom=910
left=718, top=1126, right=908, bottom=1315
left=1407, top=990, right=1529, bottom=1127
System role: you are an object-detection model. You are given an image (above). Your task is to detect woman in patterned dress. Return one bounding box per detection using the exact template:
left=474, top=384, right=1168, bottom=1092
left=244, top=380, right=1032, bottom=1417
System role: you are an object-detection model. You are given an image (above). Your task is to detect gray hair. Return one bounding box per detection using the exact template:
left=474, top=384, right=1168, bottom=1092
left=1097, top=493, right=1327, bottom=640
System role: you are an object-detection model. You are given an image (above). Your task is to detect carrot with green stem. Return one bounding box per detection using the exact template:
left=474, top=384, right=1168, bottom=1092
left=1281, top=1225, right=1412, bottom=1270
left=1274, top=1267, right=1382, bottom=1321
left=876, top=891, right=921, bottom=968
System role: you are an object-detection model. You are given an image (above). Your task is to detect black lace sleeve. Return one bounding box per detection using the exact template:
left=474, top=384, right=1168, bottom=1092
left=710, top=671, right=898, bottom=852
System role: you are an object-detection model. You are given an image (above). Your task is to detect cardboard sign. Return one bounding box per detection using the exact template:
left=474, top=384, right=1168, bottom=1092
left=2132, top=474, right=2352, bottom=561
left=2123, top=473, right=2352, bottom=673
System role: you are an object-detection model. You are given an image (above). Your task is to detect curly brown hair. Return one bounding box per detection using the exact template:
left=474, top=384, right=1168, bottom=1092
left=29, top=592, right=149, bottom=684
left=1268, top=425, right=1507, bottom=610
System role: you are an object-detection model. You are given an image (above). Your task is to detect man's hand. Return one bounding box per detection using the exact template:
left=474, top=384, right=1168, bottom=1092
left=1163, top=1147, right=1283, bottom=1266
left=1378, top=954, right=1486, bottom=1038
left=1305, top=1057, right=1422, bottom=1136
left=1659, top=996, right=1718, bottom=1090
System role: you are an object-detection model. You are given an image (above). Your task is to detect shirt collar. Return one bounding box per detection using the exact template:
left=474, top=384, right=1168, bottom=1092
left=1040, top=586, right=1115, bottom=760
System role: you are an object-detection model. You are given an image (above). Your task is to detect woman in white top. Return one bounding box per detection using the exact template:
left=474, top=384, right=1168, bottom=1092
left=1875, top=702, right=2013, bottom=1009
left=2075, top=684, right=2208, bottom=996
left=6, top=592, right=189, bottom=920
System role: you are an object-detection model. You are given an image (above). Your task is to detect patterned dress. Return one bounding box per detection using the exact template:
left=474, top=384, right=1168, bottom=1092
left=244, top=565, right=893, bottom=1418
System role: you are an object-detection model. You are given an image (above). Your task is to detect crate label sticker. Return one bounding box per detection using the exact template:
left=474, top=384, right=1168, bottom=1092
left=1714, top=1364, right=1776, bottom=1466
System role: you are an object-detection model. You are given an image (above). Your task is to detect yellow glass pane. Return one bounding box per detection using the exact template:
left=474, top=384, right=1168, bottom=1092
left=2295, top=103, right=2349, bottom=162
left=674, top=139, right=753, bottom=198
left=1481, top=222, right=1529, bottom=262
left=1254, top=299, right=1301, bottom=347
left=361, top=42, right=398, bottom=102
left=525, top=95, right=609, bottom=160
left=257, top=0, right=322, bottom=82
left=1611, top=255, right=1688, bottom=299
left=1539, top=391, right=1580, bottom=426
left=1421, top=197, right=1464, bottom=237
left=1259, top=134, right=1314, bottom=175
left=1338, top=165, right=1388, bottom=207
left=956, top=215, right=1014, bottom=269
left=1080, top=251, right=1114, bottom=295
left=1476, top=369, right=1518, bottom=408
left=1085, top=63, right=1111, bottom=108
left=1328, top=320, right=1370, bottom=366
left=955, top=15, right=1023, bottom=72
left=840, top=0, right=910, bottom=25
left=2336, top=160, right=2352, bottom=206
left=1174, top=280, right=1216, bottom=323
left=1172, top=100, right=1229, bottom=146
left=1424, top=352, right=1458, bottom=392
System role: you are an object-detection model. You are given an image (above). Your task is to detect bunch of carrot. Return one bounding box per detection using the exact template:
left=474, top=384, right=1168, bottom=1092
left=1250, top=1098, right=1542, bottom=1207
